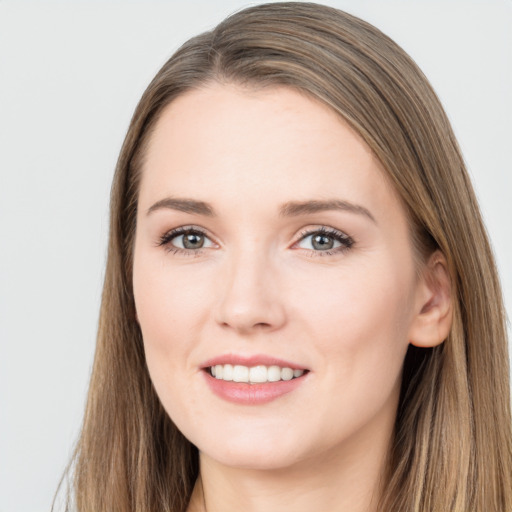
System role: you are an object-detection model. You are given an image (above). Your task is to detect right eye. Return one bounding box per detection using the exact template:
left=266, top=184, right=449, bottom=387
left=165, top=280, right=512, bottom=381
left=159, top=227, right=215, bottom=254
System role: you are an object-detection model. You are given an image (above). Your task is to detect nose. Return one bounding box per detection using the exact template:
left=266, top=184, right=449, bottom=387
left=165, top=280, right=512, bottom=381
left=214, top=250, right=287, bottom=335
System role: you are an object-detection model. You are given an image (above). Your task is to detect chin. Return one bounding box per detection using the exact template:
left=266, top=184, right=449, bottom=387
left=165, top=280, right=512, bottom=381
left=205, top=446, right=305, bottom=471
left=193, top=425, right=312, bottom=471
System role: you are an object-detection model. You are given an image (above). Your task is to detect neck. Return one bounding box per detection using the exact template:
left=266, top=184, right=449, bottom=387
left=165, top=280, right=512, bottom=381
left=187, top=426, right=392, bottom=512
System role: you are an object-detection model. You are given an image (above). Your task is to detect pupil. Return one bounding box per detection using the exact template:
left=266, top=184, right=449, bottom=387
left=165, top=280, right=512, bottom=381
left=312, top=234, right=334, bottom=250
left=183, top=233, right=204, bottom=249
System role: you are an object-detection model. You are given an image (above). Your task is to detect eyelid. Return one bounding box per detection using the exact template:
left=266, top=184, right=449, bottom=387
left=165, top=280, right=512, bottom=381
left=157, top=224, right=354, bottom=257
left=158, top=225, right=218, bottom=254
left=292, top=225, right=354, bottom=255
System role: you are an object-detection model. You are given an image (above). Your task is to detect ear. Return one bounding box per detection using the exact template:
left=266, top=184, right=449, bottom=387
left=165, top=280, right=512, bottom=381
left=408, top=250, right=453, bottom=348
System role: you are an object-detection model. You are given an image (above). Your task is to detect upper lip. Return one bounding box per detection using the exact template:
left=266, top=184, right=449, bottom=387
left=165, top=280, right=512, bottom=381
left=201, top=353, right=308, bottom=371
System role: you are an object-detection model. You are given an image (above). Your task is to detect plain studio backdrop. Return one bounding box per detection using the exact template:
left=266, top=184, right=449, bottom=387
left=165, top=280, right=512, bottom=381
left=0, top=1, right=510, bottom=510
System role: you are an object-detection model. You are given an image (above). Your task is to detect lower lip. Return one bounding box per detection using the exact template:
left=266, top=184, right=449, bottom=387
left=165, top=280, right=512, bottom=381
left=203, top=371, right=307, bottom=405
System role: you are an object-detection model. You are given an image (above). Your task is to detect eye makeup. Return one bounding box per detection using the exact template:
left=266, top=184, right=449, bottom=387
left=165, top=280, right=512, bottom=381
left=157, top=224, right=355, bottom=258
left=157, top=225, right=215, bottom=256
left=294, top=226, right=354, bottom=257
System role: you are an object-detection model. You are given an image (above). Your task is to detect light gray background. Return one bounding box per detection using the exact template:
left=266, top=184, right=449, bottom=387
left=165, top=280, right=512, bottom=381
left=1, top=1, right=510, bottom=510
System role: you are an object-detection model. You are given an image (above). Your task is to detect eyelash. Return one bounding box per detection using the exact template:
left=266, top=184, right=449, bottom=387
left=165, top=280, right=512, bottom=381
left=297, top=227, right=354, bottom=257
left=158, top=226, right=211, bottom=257
left=157, top=226, right=355, bottom=257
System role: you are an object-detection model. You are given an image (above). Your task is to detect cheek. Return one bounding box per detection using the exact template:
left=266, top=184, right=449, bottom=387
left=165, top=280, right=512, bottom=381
left=294, top=257, right=415, bottom=382
left=284, top=260, right=415, bottom=446
left=133, top=251, right=215, bottom=432
left=132, top=250, right=212, bottom=397
left=134, top=252, right=210, bottom=346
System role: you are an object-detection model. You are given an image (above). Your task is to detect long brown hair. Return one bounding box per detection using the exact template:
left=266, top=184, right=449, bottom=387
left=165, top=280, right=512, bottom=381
left=62, top=3, right=512, bottom=511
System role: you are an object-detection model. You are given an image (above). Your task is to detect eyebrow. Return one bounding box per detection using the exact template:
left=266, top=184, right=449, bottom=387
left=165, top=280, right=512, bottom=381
left=278, top=199, right=376, bottom=223
left=146, top=196, right=376, bottom=223
left=147, top=197, right=215, bottom=216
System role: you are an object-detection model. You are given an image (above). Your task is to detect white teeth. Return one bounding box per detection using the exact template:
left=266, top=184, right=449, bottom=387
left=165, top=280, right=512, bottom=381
left=249, top=365, right=268, bottom=383
left=233, top=365, right=250, bottom=382
left=281, top=367, right=294, bottom=381
left=223, top=364, right=233, bottom=381
left=210, top=364, right=306, bottom=383
left=267, top=365, right=281, bottom=382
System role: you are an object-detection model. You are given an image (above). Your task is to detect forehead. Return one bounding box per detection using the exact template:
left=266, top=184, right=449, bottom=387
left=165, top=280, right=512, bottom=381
left=139, top=83, right=402, bottom=222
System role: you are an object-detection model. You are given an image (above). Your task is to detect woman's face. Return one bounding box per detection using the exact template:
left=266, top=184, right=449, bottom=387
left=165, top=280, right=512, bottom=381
left=133, top=83, right=426, bottom=470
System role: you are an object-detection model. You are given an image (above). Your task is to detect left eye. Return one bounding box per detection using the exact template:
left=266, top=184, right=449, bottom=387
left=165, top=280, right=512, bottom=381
left=296, top=229, right=352, bottom=252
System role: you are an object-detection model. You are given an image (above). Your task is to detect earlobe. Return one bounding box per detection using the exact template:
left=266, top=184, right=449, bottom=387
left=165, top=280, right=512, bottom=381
left=408, top=251, right=453, bottom=348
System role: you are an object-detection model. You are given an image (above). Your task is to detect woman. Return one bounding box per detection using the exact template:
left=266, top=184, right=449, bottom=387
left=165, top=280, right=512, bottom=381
left=62, top=2, right=512, bottom=511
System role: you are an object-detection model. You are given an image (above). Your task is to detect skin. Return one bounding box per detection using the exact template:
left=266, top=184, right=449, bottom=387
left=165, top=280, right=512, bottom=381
left=133, top=83, right=452, bottom=512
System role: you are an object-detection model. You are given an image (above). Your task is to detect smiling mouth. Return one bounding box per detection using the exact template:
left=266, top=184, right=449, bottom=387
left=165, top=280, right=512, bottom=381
left=207, top=364, right=307, bottom=384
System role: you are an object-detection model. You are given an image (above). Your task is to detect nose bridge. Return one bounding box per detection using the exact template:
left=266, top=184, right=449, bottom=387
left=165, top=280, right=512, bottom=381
left=215, top=242, right=286, bottom=333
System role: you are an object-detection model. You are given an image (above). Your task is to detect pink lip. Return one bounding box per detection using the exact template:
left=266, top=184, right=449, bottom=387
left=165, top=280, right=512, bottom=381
left=200, top=353, right=309, bottom=405
left=203, top=372, right=307, bottom=405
